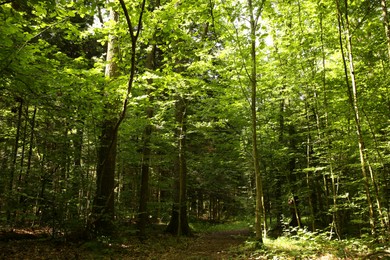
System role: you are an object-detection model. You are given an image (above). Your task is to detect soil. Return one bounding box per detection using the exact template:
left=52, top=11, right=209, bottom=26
left=0, top=228, right=251, bottom=259
left=172, top=229, right=251, bottom=259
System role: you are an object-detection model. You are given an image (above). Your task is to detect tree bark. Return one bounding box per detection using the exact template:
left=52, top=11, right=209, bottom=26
left=336, top=0, right=376, bottom=234
left=248, top=0, right=266, bottom=242
left=90, top=0, right=146, bottom=235
left=137, top=43, right=157, bottom=238
left=381, top=0, right=390, bottom=60
left=90, top=6, right=119, bottom=234
left=165, top=97, right=191, bottom=236
left=7, top=98, right=23, bottom=223
left=304, top=99, right=315, bottom=231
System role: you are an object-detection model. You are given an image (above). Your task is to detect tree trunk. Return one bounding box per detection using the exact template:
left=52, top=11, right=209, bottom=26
left=381, top=0, right=390, bottom=60
left=273, top=92, right=285, bottom=234
left=248, top=0, right=266, bottom=242
left=91, top=0, right=147, bottom=234
left=336, top=0, right=376, bottom=234
left=287, top=125, right=301, bottom=228
left=16, top=105, right=29, bottom=223
left=165, top=97, right=191, bottom=236
left=137, top=121, right=152, bottom=237
left=137, top=0, right=159, bottom=235
left=7, top=98, right=23, bottom=223
left=304, top=99, right=315, bottom=231
left=363, top=111, right=390, bottom=231
left=90, top=7, right=119, bottom=234
left=316, top=7, right=341, bottom=238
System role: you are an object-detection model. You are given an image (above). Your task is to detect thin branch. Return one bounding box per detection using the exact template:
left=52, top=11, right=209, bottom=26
left=106, top=0, right=147, bottom=152
left=254, top=0, right=266, bottom=29
left=0, top=18, right=68, bottom=74
left=119, top=0, right=135, bottom=38
left=0, top=0, right=12, bottom=5
left=134, top=0, right=146, bottom=40
left=119, top=0, right=146, bottom=42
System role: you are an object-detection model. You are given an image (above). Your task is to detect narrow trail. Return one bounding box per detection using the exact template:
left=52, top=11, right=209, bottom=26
left=0, top=228, right=252, bottom=259
left=170, top=229, right=251, bottom=259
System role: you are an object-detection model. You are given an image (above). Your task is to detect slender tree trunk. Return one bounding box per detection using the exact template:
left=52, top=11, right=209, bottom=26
left=19, top=106, right=37, bottom=221
left=26, top=106, right=37, bottom=178
left=304, top=100, right=315, bottom=231
left=16, top=106, right=29, bottom=222
left=248, top=0, right=265, bottom=241
left=73, top=125, right=84, bottom=217
left=275, top=94, right=285, bottom=231
left=336, top=0, right=376, bottom=234
left=287, top=125, right=301, bottom=228
left=7, top=98, right=23, bottom=223
left=363, top=111, right=390, bottom=231
left=317, top=7, right=341, bottom=238
left=381, top=0, right=390, bottom=60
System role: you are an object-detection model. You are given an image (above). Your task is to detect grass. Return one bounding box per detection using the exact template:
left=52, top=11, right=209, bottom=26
left=78, top=225, right=389, bottom=259
left=3, top=221, right=388, bottom=259
left=189, top=219, right=252, bottom=233
left=229, top=227, right=390, bottom=259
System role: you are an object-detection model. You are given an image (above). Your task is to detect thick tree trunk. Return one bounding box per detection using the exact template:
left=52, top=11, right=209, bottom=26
left=137, top=121, right=152, bottom=237
left=137, top=0, right=159, bottom=234
left=90, top=0, right=146, bottom=234
left=90, top=7, right=119, bottom=235
left=92, top=118, right=117, bottom=233
left=165, top=97, right=191, bottom=236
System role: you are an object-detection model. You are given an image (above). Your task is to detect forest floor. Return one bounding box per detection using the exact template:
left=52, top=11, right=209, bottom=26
left=0, top=226, right=389, bottom=259
left=0, top=227, right=251, bottom=259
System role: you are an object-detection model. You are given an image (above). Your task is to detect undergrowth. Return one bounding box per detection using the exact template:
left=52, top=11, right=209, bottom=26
left=232, top=227, right=390, bottom=259
left=190, top=218, right=252, bottom=233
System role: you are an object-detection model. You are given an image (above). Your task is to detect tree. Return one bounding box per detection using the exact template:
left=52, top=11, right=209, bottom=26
left=89, top=0, right=146, bottom=235
left=248, top=0, right=266, bottom=242
left=1, top=0, right=390, bottom=243
left=137, top=0, right=160, bottom=238
left=90, top=3, right=120, bottom=234
left=165, top=96, right=191, bottom=236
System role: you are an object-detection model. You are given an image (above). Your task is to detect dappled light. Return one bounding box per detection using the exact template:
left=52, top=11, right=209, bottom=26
left=1, top=0, right=389, bottom=258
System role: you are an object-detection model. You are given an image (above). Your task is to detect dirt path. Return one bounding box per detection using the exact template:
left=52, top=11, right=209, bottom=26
left=0, top=228, right=252, bottom=259
left=170, top=229, right=251, bottom=259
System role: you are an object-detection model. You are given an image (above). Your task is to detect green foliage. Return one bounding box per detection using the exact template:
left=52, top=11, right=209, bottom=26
left=190, top=219, right=252, bottom=233
left=237, top=229, right=387, bottom=259
left=0, top=0, right=389, bottom=249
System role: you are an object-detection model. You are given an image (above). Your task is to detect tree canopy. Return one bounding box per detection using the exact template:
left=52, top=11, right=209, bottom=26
left=0, top=0, right=389, bottom=249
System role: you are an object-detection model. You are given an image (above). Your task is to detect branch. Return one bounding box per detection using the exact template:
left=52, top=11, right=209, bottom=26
left=108, top=0, right=147, bottom=145
left=253, top=0, right=266, bottom=30
left=0, top=18, right=67, bottom=74
left=135, top=0, right=146, bottom=40
left=118, top=0, right=146, bottom=42
left=118, top=0, right=135, bottom=38
left=0, top=0, right=12, bottom=5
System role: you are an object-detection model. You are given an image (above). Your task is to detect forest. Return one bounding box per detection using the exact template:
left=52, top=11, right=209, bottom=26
left=0, top=0, right=389, bottom=258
